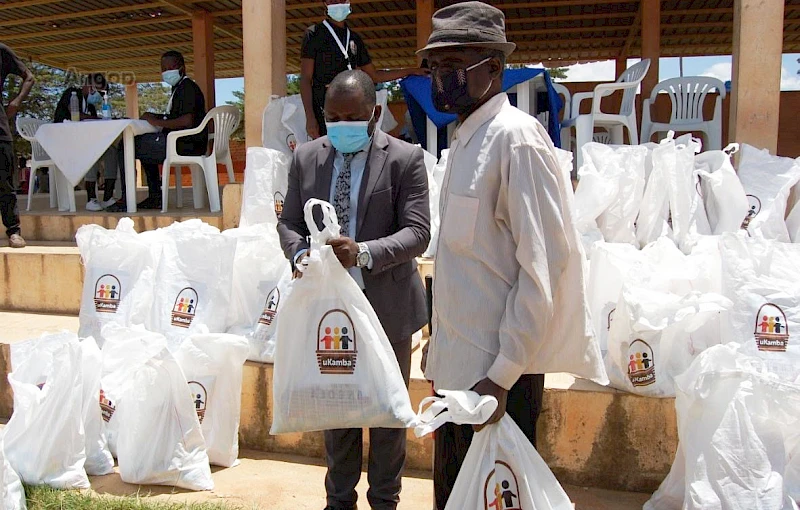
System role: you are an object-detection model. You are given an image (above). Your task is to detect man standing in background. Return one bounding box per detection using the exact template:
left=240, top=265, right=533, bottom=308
left=0, top=43, right=35, bottom=248
left=299, top=0, right=428, bottom=139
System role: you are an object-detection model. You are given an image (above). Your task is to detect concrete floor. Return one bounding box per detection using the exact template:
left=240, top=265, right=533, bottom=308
left=87, top=450, right=652, bottom=510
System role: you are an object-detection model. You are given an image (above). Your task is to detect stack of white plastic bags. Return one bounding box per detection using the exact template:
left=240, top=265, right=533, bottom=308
left=413, top=390, right=574, bottom=509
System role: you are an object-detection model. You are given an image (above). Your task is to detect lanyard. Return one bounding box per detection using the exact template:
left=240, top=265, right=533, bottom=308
left=323, top=20, right=352, bottom=70
left=166, top=76, right=187, bottom=114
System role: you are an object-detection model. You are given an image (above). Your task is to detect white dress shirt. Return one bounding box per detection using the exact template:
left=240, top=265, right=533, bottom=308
left=425, top=93, right=606, bottom=392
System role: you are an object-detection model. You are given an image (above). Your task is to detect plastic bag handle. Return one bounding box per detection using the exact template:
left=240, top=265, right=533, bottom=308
left=303, top=199, right=340, bottom=251
left=723, top=143, right=740, bottom=156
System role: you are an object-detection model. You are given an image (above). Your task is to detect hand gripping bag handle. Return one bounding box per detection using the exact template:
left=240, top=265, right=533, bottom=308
left=413, top=390, right=498, bottom=438
left=303, top=198, right=341, bottom=251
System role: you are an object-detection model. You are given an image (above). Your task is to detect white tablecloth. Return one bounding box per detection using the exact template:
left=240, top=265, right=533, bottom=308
left=36, top=119, right=158, bottom=187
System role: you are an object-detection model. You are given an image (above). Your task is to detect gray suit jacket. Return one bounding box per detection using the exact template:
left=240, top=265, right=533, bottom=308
left=277, top=130, right=431, bottom=343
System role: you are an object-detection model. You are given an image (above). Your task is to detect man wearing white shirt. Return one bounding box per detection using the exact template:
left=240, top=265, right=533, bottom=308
left=417, top=3, right=606, bottom=508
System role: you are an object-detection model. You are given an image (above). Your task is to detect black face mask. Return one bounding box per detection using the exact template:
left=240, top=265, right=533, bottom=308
left=431, top=57, right=492, bottom=114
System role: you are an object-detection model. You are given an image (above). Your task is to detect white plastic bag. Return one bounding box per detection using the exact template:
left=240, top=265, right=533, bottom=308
left=239, top=147, right=292, bottom=228
left=605, top=287, right=730, bottom=397
left=222, top=223, right=289, bottom=330
left=573, top=143, right=647, bottom=244
left=720, top=234, right=800, bottom=357
left=5, top=335, right=89, bottom=489
left=0, top=434, right=26, bottom=510
left=79, top=337, right=114, bottom=476
left=414, top=391, right=573, bottom=510
left=148, top=220, right=237, bottom=349
left=173, top=332, right=250, bottom=467
left=737, top=144, right=800, bottom=242
left=695, top=145, right=749, bottom=234
left=76, top=218, right=159, bottom=346
left=636, top=141, right=673, bottom=248
left=102, top=325, right=213, bottom=491
left=422, top=148, right=446, bottom=258
left=646, top=344, right=800, bottom=510
left=270, top=199, right=416, bottom=434
left=663, top=137, right=711, bottom=252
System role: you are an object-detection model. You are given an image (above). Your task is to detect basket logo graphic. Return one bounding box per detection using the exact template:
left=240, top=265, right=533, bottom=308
left=274, top=191, right=285, bottom=217
left=188, top=381, right=208, bottom=423
left=99, top=389, right=115, bottom=423
left=741, top=195, right=762, bottom=229
left=628, top=339, right=656, bottom=387
left=259, top=286, right=281, bottom=326
left=94, top=274, right=121, bottom=313
left=483, top=460, right=521, bottom=510
left=171, top=287, right=198, bottom=328
left=754, top=303, right=789, bottom=352
left=316, top=309, right=357, bottom=375
left=286, top=133, right=298, bottom=152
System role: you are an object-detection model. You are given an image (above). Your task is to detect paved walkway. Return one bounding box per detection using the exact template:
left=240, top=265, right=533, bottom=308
left=88, top=450, right=651, bottom=510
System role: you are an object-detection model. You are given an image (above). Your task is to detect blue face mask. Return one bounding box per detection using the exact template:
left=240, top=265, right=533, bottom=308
left=326, top=111, right=374, bottom=154
left=327, top=3, right=351, bottom=22
left=162, top=69, right=182, bottom=87
left=87, top=91, right=103, bottom=106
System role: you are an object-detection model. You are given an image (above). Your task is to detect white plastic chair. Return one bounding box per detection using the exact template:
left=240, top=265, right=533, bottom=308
left=562, top=59, right=651, bottom=170
left=208, top=132, right=236, bottom=184
left=161, top=105, right=240, bottom=213
left=641, top=76, right=726, bottom=151
left=551, top=82, right=573, bottom=150
left=16, top=117, right=63, bottom=211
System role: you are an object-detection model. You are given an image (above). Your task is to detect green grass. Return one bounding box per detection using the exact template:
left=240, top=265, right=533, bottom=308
left=24, top=485, right=245, bottom=510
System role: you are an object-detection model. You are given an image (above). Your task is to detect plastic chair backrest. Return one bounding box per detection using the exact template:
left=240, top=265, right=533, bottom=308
left=16, top=117, right=49, bottom=162
left=207, top=105, right=240, bottom=157
left=653, top=76, right=725, bottom=124
left=552, top=82, right=571, bottom=121
left=616, top=59, right=651, bottom=116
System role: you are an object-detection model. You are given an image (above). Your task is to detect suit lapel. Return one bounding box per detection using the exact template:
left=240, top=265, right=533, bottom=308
left=316, top=139, right=335, bottom=200
left=356, top=131, right=389, bottom=238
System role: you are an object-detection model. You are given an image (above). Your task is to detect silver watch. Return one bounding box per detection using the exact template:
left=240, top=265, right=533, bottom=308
left=356, top=242, right=370, bottom=268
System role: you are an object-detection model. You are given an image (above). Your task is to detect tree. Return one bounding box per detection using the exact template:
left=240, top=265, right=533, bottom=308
left=226, top=90, right=245, bottom=140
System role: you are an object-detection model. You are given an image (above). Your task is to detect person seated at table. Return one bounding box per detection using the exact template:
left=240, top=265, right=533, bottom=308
left=108, top=50, right=207, bottom=211
left=53, top=73, right=119, bottom=211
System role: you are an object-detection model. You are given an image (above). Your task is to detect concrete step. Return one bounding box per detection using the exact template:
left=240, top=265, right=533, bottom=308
left=0, top=311, right=677, bottom=494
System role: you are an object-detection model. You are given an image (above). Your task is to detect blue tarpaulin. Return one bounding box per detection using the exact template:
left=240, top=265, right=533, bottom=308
left=399, top=68, right=563, bottom=156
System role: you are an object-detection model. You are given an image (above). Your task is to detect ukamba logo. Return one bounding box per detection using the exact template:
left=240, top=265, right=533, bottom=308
left=274, top=191, right=285, bottom=217
left=628, top=339, right=656, bottom=387
left=259, top=286, right=281, bottom=326
left=171, top=287, right=198, bottom=328
left=94, top=274, right=121, bottom=313
left=99, top=389, right=115, bottom=422
left=188, top=381, right=208, bottom=423
left=483, top=461, right=521, bottom=510
left=316, top=309, right=357, bottom=375
left=286, top=133, right=297, bottom=153
left=754, top=303, right=789, bottom=352
left=741, top=194, right=762, bottom=229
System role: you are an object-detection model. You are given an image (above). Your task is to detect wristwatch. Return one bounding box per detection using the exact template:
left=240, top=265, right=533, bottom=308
left=356, top=242, right=370, bottom=268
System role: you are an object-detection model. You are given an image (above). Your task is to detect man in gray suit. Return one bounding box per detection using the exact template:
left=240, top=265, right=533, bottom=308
left=277, top=69, right=430, bottom=510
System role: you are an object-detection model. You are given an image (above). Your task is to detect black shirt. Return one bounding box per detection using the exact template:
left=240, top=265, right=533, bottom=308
left=53, top=87, right=97, bottom=123
left=165, top=76, right=208, bottom=156
left=301, top=21, right=371, bottom=112
left=0, top=43, right=28, bottom=142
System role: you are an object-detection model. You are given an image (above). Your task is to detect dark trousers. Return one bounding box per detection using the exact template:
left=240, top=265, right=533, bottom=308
left=0, top=141, right=20, bottom=237
left=433, top=373, right=545, bottom=510
left=118, top=132, right=167, bottom=199
left=324, top=338, right=412, bottom=510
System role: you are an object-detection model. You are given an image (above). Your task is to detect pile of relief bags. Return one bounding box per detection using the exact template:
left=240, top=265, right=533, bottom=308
left=573, top=134, right=800, bottom=509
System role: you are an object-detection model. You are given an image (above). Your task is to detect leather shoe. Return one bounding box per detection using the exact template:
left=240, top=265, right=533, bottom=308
left=137, top=196, right=162, bottom=210
left=8, top=233, right=25, bottom=249
left=323, top=506, right=357, bottom=510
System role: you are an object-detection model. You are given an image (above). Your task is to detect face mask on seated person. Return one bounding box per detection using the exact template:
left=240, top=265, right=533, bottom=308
left=326, top=110, right=376, bottom=154
left=162, top=69, right=182, bottom=87
left=87, top=91, right=103, bottom=106
left=327, top=3, right=351, bottom=22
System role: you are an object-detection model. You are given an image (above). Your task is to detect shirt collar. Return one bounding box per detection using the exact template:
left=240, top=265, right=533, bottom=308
left=454, top=92, right=509, bottom=146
